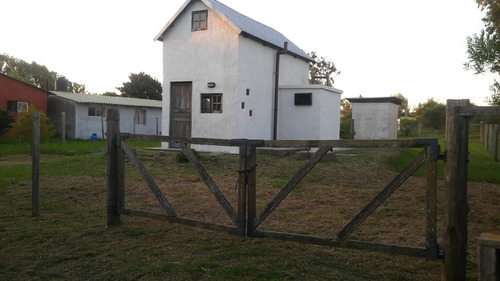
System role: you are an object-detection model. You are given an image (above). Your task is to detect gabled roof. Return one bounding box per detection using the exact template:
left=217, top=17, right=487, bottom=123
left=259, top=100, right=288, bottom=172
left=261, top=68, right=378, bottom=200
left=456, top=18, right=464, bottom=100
left=50, top=91, right=162, bottom=108
left=155, top=0, right=312, bottom=62
left=0, top=73, right=53, bottom=95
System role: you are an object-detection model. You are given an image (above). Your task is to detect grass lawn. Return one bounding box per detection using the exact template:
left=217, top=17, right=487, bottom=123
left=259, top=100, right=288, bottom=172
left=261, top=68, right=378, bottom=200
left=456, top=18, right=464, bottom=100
left=0, top=135, right=499, bottom=280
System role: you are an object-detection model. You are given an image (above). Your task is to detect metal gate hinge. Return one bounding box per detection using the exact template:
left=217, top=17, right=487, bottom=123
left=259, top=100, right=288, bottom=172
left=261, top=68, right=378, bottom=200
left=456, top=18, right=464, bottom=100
left=438, top=150, right=446, bottom=162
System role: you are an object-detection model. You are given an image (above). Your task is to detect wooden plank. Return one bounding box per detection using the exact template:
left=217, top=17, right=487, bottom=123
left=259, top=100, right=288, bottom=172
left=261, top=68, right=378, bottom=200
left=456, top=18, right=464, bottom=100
left=180, top=143, right=237, bottom=225
left=251, top=230, right=435, bottom=259
left=262, top=139, right=433, bottom=149
left=454, top=105, right=500, bottom=116
left=246, top=146, right=257, bottom=236
left=106, top=108, right=121, bottom=226
left=32, top=113, right=40, bottom=217
left=488, top=124, right=499, bottom=161
left=122, top=208, right=239, bottom=234
left=336, top=149, right=427, bottom=242
left=121, top=140, right=176, bottom=216
left=253, top=146, right=332, bottom=229
left=123, top=133, right=236, bottom=146
left=442, top=99, right=470, bottom=281
left=426, top=148, right=439, bottom=258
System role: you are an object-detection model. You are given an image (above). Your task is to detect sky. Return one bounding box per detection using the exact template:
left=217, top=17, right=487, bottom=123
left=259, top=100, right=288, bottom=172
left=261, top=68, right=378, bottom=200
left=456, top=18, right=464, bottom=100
left=1, top=0, right=497, bottom=108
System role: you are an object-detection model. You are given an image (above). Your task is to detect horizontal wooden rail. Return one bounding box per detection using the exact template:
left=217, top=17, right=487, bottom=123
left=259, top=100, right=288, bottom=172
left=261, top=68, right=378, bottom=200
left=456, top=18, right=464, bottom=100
left=123, top=133, right=438, bottom=150
left=121, top=208, right=239, bottom=235
left=454, top=105, right=500, bottom=116
left=251, top=230, right=441, bottom=260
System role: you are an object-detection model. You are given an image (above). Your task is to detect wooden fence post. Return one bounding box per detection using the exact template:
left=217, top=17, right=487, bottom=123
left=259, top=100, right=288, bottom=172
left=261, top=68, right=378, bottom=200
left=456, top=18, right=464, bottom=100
left=107, top=108, right=123, bottom=226
left=442, top=99, right=470, bottom=281
left=32, top=112, right=40, bottom=217
left=61, top=111, right=66, bottom=144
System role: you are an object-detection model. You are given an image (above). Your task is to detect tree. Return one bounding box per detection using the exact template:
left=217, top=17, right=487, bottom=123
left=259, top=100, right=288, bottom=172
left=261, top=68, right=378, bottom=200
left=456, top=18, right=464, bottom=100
left=308, top=51, right=340, bottom=86
left=413, top=98, right=446, bottom=131
left=7, top=106, right=56, bottom=139
left=392, top=93, right=409, bottom=117
left=102, top=91, right=119, bottom=97
left=339, top=99, right=352, bottom=139
left=117, top=72, right=162, bottom=100
left=0, top=107, right=15, bottom=136
left=465, top=1, right=500, bottom=105
left=0, top=53, right=86, bottom=93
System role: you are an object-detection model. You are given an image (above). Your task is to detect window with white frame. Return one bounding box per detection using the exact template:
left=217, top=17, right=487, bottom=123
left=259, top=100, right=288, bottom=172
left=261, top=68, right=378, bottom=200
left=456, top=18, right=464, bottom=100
left=7, top=101, right=29, bottom=112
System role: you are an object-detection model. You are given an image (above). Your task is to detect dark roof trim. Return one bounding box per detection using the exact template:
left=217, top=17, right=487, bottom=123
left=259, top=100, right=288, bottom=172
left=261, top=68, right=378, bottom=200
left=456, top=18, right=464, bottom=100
left=346, top=97, right=403, bottom=105
left=240, top=31, right=314, bottom=63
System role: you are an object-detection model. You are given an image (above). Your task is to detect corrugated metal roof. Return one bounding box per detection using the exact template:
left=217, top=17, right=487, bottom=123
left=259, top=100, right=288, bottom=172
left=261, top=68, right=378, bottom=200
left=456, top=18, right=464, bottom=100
left=50, top=91, right=162, bottom=108
left=155, top=0, right=312, bottom=62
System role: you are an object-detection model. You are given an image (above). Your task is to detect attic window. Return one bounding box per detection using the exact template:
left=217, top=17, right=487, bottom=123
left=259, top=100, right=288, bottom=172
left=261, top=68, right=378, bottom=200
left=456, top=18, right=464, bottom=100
left=192, top=10, right=208, bottom=31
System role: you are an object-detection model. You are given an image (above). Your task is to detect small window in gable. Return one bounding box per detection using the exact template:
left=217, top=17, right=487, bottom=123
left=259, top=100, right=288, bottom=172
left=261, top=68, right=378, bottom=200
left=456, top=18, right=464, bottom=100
left=201, top=94, right=222, bottom=113
left=294, top=93, right=312, bottom=106
left=192, top=10, right=208, bottom=31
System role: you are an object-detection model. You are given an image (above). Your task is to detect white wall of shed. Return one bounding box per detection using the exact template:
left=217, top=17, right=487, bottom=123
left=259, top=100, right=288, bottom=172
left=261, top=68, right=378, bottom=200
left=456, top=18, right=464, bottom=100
left=278, top=85, right=342, bottom=140
left=352, top=102, right=399, bottom=140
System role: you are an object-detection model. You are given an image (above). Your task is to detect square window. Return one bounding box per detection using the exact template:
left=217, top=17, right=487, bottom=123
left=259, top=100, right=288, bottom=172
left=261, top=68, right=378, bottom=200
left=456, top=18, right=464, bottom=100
left=192, top=10, right=208, bottom=31
left=134, top=109, right=146, bottom=125
left=7, top=101, right=18, bottom=112
left=88, top=107, right=105, bottom=117
left=294, top=93, right=312, bottom=106
left=201, top=94, right=222, bottom=113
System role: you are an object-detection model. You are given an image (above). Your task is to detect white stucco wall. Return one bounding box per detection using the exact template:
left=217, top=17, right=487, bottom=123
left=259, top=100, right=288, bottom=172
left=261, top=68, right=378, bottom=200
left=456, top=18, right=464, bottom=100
left=161, top=1, right=239, bottom=153
left=160, top=1, right=312, bottom=153
left=352, top=102, right=399, bottom=140
left=278, top=85, right=342, bottom=140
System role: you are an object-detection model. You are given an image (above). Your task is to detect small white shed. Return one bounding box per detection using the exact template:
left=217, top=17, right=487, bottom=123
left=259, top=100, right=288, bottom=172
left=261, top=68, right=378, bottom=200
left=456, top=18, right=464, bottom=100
left=347, top=97, right=402, bottom=140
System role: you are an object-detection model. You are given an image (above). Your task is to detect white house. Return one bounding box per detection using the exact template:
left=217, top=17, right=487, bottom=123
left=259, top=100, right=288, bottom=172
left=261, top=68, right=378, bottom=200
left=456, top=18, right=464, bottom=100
left=47, top=92, right=162, bottom=140
left=155, top=0, right=342, bottom=152
left=347, top=97, right=402, bottom=140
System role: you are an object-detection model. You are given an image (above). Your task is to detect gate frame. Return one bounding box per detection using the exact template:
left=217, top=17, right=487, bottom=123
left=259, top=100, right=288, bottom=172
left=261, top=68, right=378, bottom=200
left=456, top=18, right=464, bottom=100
left=106, top=100, right=500, bottom=280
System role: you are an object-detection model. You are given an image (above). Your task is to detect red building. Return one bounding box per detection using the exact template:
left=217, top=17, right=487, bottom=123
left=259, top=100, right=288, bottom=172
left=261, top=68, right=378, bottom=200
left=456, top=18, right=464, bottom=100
left=0, top=73, right=51, bottom=120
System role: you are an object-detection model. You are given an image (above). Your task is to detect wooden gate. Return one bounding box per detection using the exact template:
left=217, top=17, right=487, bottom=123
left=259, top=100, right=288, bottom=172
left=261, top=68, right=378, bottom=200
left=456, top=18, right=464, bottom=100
left=107, top=102, right=500, bottom=280
left=106, top=108, right=444, bottom=260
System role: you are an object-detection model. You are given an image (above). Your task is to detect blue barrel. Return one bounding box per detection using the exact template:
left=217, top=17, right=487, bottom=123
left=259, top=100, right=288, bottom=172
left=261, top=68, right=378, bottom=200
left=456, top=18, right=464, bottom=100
left=90, top=133, right=98, bottom=141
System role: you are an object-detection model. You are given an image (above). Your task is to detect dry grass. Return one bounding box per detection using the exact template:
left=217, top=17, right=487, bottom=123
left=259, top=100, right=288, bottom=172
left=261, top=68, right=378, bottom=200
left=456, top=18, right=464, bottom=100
left=1, top=147, right=499, bottom=280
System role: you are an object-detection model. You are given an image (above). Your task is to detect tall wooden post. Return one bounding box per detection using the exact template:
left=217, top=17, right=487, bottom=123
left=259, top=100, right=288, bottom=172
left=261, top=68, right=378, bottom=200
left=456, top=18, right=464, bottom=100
left=237, top=142, right=247, bottom=236
left=246, top=144, right=257, bottom=237
left=61, top=112, right=66, bottom=144
left=107, top=108, right=122, bottom=226
left=32, top=113, right=40, bottom=217
left=442, top=99, right=470, bottom=280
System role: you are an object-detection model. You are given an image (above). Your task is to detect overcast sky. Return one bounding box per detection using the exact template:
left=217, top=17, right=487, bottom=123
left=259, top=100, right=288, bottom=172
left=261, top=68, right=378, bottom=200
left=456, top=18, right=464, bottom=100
left=1, top=0, right=496, bottom=108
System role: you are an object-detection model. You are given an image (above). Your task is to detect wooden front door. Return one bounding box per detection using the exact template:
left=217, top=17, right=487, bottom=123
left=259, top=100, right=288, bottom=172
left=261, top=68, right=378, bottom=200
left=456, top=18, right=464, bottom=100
left=169, top=82, right=192, bottom=147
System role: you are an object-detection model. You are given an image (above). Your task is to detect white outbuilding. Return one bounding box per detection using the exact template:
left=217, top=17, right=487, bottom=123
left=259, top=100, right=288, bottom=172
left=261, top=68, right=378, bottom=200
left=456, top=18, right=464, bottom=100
left=155, top=0, right=342, bottom=152
left=47, top=92, right=162, bottom=140
left=347, top=97, right=403, bottom=140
